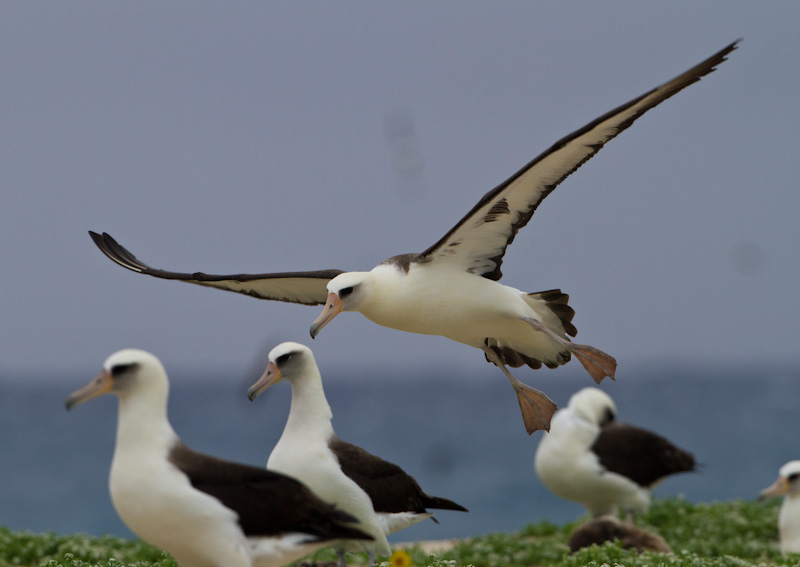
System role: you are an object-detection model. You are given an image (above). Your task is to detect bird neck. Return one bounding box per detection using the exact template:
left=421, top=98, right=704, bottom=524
left=552, top=409, right=599, bottom=449
left=780, top=495, right=800, bottom=553
left=113, top=390, right=178, bottom=458
left=285, top=371, right=334, bottom=438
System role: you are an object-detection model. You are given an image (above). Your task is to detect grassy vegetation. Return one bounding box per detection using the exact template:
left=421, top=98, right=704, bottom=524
left=2, top=498, right=798, bottom=567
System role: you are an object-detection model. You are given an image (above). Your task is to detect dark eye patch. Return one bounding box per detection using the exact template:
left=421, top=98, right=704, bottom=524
left=111, top=362, right=138, bottom=377
left=276, top=353, right=293, bottom=365
left=600, top=407, right=616, bottom=427
left=788, top=472, right=800, bottom=483
left=339, top=286, right=354, bottom=298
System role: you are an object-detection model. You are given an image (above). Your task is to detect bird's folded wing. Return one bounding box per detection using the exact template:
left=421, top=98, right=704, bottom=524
left=592, top=422, right=696, bottom=486
left=168, top=441, right=367, bottom=540
left=329, top=436, right=431, bottom=514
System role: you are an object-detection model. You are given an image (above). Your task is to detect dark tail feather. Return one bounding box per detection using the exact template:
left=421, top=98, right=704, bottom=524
left=308, top=508, right=374, bottom=544
left=326, top=523, right=374, bottom=543
left=527, top=289, right=577, bottom=337
left=422, top=495, right=469, bottom=513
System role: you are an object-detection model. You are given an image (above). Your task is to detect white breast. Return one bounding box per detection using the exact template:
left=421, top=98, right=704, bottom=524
left=779, top=496, right=800, bottom=553
left=110, top=448, right=251, bottom=567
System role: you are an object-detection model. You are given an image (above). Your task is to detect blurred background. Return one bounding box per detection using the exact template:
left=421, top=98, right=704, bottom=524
left=1, top=1, right=798, bottom=542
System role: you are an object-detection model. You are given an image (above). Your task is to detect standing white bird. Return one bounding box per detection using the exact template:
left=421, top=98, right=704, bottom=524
left=65, top=349, right=372, bottom=567
left=759, top=460, right=800, bottom=554
left=89, top=41, right=739, bottom=433
left=534, top=387, right=695, bottom=519
left=247, top=341, right=468, bottom=567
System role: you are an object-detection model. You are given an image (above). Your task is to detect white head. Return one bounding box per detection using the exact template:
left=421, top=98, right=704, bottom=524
left=309, top=272, right=371, bottom=339
left=65, top=349, right=168, bottom=410
left=567, top=387, right=617, bottom=427
left=760, top=460, right=800, bottom=501
left=247, top=341, right=318, bottom=401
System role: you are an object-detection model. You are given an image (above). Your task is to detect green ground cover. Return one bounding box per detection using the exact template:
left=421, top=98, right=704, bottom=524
left=2, top=498, right=797, bottom=567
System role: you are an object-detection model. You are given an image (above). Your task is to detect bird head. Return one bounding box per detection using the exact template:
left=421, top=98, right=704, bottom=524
left=568, top=387, right=617, bottom=427
left=66, top=349, right=167, bottom=410
left=247, top=341, right=317, bottom=401
left=759, top=460, right=800, bottom=501
left=310, top=272, right=369, bottom=338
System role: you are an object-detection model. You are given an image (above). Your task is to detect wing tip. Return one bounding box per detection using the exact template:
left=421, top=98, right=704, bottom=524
left=88, top=230, right=147, bottom=273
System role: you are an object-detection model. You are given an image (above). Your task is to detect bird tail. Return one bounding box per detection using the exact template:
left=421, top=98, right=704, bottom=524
left=422, top=495, right=469, bottom=513
left=525, top=289, right=577, bottom=337
left=312, top=509, right=375, bottom=543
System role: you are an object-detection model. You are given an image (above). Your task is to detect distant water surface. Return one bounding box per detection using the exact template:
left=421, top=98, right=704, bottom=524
left=2, top=361, right=797, bottom=542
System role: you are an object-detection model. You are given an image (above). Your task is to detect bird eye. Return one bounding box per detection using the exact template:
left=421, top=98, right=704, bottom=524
left=339, top=286, right=354, bottom=298
left=276, top=353, right=293, bottom=365
left=788, top=472, right=800, bottom=483
left=600, top=407, right=615, bottom=426
left=111, top=363, right=137, bottom=377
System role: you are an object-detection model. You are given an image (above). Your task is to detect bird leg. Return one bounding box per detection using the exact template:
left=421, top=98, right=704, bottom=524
left=336, top=551, right=348, bottom=567
left=624, top=508, right=635, bottom=525
left=483, top=346, right=557, bottom=434
left=523, top=317, right=617, bottom=384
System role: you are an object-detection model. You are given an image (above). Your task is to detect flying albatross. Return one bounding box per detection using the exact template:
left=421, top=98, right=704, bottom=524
left=89, top=40, right=739, bottom=434
left=247, top=341, right=468, bottom=567
left=759, top=460, right=800, bottom=554
left=534, top=387, right=695, bottom=520
left=65, top=349, right=372, bottom=567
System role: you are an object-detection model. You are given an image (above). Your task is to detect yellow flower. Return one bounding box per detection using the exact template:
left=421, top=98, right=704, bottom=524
left=390, top=549, right=412, bottom=567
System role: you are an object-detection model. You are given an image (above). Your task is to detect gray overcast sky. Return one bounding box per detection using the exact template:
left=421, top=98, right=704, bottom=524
left=2, top=3, right=798, bottom=381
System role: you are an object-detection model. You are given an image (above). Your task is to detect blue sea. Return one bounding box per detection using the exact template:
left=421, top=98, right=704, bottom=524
left=2, top=361, right=798, bottom=543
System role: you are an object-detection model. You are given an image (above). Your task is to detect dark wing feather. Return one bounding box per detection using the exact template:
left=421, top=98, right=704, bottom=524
left=416, top=41, right=739, bottom=281
left=329, top=436, right=467, bottom=515
left=168, top=441, right=371, bottom=541
left=592, top=422, right=696, bottom=487
left=89, top=232, right=344, bottom=305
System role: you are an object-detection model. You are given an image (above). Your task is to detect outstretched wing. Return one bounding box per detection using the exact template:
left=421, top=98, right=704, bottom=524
left=89, top=232, right=345, bottom=306
left=416, top=41, right=739, bottom=281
